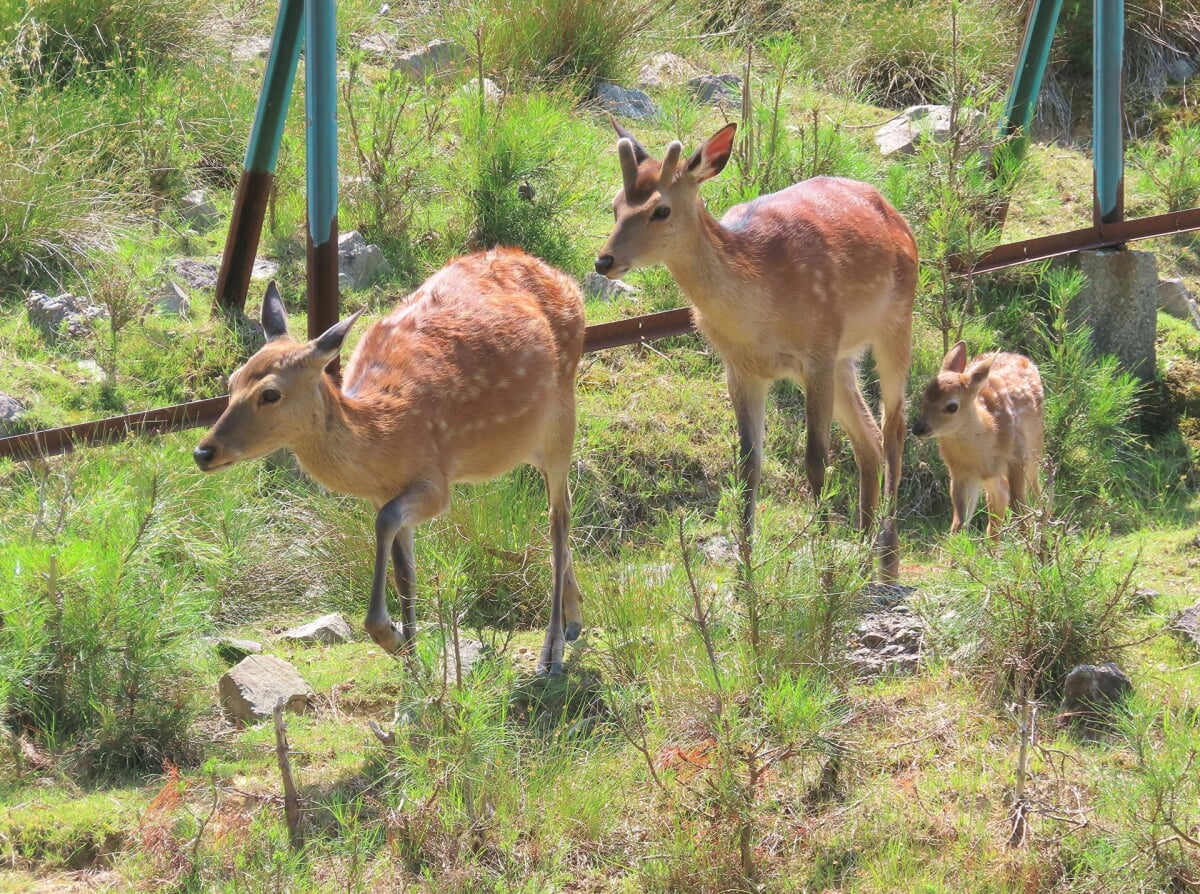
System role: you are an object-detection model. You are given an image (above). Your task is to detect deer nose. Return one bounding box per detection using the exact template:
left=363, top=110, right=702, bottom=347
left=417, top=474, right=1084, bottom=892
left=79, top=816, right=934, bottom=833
left=594, top=254, right=614, bottom=275
left=193, top=444, right=216, bottom=467
left=911, top=420, right=928, bottom=438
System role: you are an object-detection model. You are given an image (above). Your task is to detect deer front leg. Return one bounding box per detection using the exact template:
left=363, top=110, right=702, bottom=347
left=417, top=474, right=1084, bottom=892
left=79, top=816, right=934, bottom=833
left=983, top=477, right=1011, bottom=541
left=949, top=477, right=982, bottom=535
left=390, top=526, right=417, bottom=648
left=368, top=483, right=448, bottom=653
left=727, top=369, right=770, bottom=546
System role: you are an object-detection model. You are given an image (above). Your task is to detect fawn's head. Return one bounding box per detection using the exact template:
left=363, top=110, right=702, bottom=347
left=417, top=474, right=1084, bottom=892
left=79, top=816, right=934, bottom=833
left=912, top=341, right=995, bottom=440
left=194, top=281, right=362, bottom=472
left=594, top=119, right=737, bottom=279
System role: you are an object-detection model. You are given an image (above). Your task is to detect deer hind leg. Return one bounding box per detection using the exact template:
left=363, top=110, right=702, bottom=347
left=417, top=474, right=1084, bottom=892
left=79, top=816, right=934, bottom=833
left=368, top=482, right=449, bottom=653
left=873, top=324, right=912, bottom=580
left=983, top=476, right=1011, bottom=541
left=832, top=357, right=884, bottom=531
left=537, top=394, right=581, bottom=676
left=389, top=526, right=417, bottom=647
left=727, top=369, right=770, bottom=545
left=799, top=362, right=837, bottom=515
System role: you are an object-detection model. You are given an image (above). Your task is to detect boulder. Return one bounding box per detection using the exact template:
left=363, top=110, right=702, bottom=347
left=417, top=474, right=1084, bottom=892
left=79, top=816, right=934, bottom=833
left=279, top=612, right=354, bottom=645
left=1057, top=662, right=1132, bottom=732
left=215, top=637, right=263, bottom=665
left=180, top=189, right=220, bottom=229
left=875, top=105, right=983, bottom=156
left=219, top=655, right=313, bottom=725
left=338, top=230, right=390, bottom=289
left=582, top=272, right=637, bottom=301
left=637, top=52, right=697, bottom=89
left=0, top=393, right=26, bottom=435
left=25, top=290, right=107, bottom=339
left=154, top=282, right=191, bottom=318
left=1171, top=601, right=1200, bottom=653
left=594, top=81, right=658, bottom=120
left=459, top=77, right=503, bottom=103
left=1157, top=278, right=1200, bottom=327
left=393, top=39, right=470, bottom=82
left=687, top=73, right=742, bottom=105
left=1166, top=57, right=1198, bottom=84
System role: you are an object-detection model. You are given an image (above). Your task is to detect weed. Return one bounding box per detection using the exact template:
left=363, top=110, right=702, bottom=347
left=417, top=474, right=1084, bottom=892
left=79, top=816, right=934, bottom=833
left=1132, top=124, right=1200, bottom=212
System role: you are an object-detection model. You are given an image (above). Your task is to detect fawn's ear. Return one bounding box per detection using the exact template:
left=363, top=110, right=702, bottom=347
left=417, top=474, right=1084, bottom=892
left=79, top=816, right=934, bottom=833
left=684, top=123, right=737, bottom=184
left=611, top=114, right=649, bottom=163
left=966, top=354, right=996, bottom=389
left=261, top=281, right=289, bottom=341
left=941, top=340, right=969, bottom=374
left=307, top=308, right=364, bottom=367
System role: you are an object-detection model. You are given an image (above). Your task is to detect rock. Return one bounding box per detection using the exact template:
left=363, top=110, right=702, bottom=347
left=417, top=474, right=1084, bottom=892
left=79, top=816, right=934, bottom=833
left=582, top=272, right=637, bottom=301
left=215, top=637, right=263, bottom=664
left=251, top=257, right=280, bottom=281
left=231, top=35, right=272, bottom=63
left=154, top=282, right=190, bottom=318
left=687, top=73, right=742, bottom=105
left=874, top=105, right=983, bottom=156
left=594, top=81, right=658, bottom=119
left=76, top=359, right=107, bottom=383
left=279, top=612, right=354, bottom=645
left=393, top=39, right=470, bottom=83
left=180, top=189, right=220, bottom=229
left=1166, top=57, right=1198, bottom=84
left=458, top=77, right=503, bottom=103
left=172, top=258, right=220, bottom=291
left=861, top=582, right=918, bottom=611
left=848, top=588, right=924, bottom=680
left=1157, top=278, right=1200, bottom=327
left=1171, top=601, right=1200, bottom=653
left=0, top=393, right=26, bottom=435
left=1058, top=662, right=1132, bottom=731
left=637, top=52, right=697, bottom=89
left=219, top=655, right=313, bottom=725
left=338, top=230, right=390, bottom=289
left=25, top=290, right=107, bottom=339
left=436, top=637, right=488, bottom=683
left=697, top=533, right=738, bottom=564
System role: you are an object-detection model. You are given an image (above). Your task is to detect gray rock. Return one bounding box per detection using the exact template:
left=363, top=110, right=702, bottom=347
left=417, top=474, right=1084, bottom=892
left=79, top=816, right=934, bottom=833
left=394, top=39, right=469, bottom=82
left=155, top=282, right=191, bottom=318
left=231, top=35, right=272, bottom=63
left=697, top=533, right=738, bottom=564
left=436, top=637, right=488, bottom=683
left=219, top=655, right=313, bottom=725
left=637, top=52, right=697, bottom=89
left=26, top=290, right=107, bottom=339
left=582, top=272, right=637, bottom=301
left=1157, top=278, right=1200, bottom=328
left=1171, top=601, right=1200, bottom=652
left=338, top=230, right=390, bottom=289
left=215, top=637, right=263, bottom=664
left=687, top=73, right=742, bottom=105
left=594, top=81, right=658, bottom=120
left=76, top=358, right=107, bottom=383
left=251, top=257, right=280, bottom=281
left=458, top=77, right=503, bottom=103
left=1057, top=662, right=1132, bottom=731
left=0, top=393, right=26, bottom=435
left=279, top=612, right=354, bottom=645
left=875, top=105, right=983, bottom=156
left=1166, top=57, right=1197, bottom=84
left=180, top=189, right=220, bottom=229
left=849, top=588, right=924, bottom=680
left=172, top=258, right=220, bottom=291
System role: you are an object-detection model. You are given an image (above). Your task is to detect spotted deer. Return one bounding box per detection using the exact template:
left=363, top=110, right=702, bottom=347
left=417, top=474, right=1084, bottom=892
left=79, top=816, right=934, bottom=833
left=911, top=341, right=1045, bottom=539
left=595, top=120, right=917, bottom=580
left=194, top=248, right=586, bottom=675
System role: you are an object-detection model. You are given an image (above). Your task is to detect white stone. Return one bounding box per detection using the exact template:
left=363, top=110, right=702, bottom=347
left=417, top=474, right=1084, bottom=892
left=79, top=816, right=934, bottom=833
left=1157, top=278, right=1200, bottom=328
left=279, top=612, right=355, bottom=645
left=180, top=189, right=220, bottom=229
left=875, top=105, right=984, bottom=156
left=338, top=230, right=390, bottom=288
left=26, top=290, right=107, bottom=339
left=155, top=282, right=190, bottom=318
left=458, top=77, right=503, bottom=103
left=219, top=655, right=313, bottom=725
left=0, top=393, right=25, bottom=435
left=637, top=52, right=696, bottom=89
left=583, top=272, right=637, bottom=302
left=393, top=39, right=469, bottom=82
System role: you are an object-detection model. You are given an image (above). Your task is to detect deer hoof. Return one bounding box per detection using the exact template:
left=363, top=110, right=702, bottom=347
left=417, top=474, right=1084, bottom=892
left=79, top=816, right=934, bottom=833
left=365, top=621, right=406, bottom=654
left=564, top=620, right=582, bottom=642
left=538, top=660, right=565, bottom=677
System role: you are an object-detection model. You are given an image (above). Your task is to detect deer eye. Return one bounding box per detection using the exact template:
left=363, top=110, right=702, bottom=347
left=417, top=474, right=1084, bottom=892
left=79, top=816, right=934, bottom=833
left=945, top=400, right=959, bottom=414
left=261, top=388, right=281, bottom=405
left=652, top=205, right=671, bottom=220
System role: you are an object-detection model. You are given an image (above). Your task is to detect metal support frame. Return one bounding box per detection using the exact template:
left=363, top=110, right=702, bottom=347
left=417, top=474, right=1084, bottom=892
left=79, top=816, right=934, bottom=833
left=1094, top=0, right=1125, bottom=226
left=1000, top=0, right=1064, bottom=156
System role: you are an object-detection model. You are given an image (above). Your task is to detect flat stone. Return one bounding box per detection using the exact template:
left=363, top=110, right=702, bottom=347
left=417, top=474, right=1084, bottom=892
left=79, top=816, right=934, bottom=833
left=154, top=282, right=190, bottom=318
left=582, top=272, right=637, bottom=302
left=594, top=81, right=658, bottom=120
left=180, top=189, right=220, bottom=229
left=875, top=105, right=983, bottom=156
left=394, top=39, right=470, bottom=82
left=215, top=637, right=263, bottom=664
left=279, top=612, right=354, bottom=645
left=687, top=74, right=742, bottom=105
left=251, top=257, right=280, bottom=281
left=172, top=258, right=219, bottom=291
left=1157, top=278, right=1200, bottom=328
left=0, top=393, right=26, bottom=435
left=219, top=655, right=313, bottom=725
left=26, top=290, right=107, bottom=339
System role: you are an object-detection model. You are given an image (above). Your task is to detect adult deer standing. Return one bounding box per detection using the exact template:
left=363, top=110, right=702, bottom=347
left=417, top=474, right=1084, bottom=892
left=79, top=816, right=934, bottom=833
left=194, top=248, right=586, bottom=675
left=595, top=121, right=917, bottom=579
left=911, top=341, right=1045, bottom=539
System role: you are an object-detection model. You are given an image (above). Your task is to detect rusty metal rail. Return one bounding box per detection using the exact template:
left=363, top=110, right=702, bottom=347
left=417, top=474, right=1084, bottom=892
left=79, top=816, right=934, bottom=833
left=5, top=205, right=1200, bottom=464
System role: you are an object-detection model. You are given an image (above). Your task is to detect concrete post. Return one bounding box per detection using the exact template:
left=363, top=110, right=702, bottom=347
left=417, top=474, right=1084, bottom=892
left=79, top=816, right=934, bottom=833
left=1072, top=249, right=1158, bottom=381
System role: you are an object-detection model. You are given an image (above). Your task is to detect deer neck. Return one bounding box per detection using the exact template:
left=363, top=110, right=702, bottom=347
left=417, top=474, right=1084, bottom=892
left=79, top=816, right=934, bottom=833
left=662, top=206, right=755, bottom=309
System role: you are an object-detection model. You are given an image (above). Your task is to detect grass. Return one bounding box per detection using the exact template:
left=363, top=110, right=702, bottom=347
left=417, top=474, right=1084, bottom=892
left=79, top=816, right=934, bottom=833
left=2, top=0, right=1200, bottom=890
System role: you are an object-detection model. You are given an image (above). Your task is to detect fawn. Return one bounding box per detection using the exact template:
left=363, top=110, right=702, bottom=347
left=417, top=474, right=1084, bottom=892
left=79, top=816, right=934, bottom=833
left=195, top=248, right=586, bottom=674
left=912, top=341, right=1045, bottom=538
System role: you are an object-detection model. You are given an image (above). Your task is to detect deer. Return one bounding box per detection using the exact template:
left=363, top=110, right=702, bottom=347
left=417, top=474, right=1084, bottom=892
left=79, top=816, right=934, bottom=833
left=594, top=120, right=917, bottom=580
left=911, top=341, right=1045, bottom=539
left=193, top=247, right=586, bottom=675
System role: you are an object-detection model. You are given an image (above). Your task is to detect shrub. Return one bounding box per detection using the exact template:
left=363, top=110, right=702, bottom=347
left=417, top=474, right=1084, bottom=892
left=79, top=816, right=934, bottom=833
left=1132, top=124, right=1200, bottom=212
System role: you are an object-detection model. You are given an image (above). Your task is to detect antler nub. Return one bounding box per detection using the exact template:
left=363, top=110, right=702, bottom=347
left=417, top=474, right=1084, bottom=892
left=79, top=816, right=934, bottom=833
left=617, top=138, right=641, bottom=197
left=659, top=140, right=684, bottom=189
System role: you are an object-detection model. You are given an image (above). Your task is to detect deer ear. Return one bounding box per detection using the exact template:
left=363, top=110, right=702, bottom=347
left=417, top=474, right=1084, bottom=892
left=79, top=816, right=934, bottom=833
left=966, top=354, right=995, bottom=389
left=941, top=341, right=969, bottom=374
left=308, top=308, right=364, bottom=366
left=684, top=122, right=737, bottom=183
left=610, top=114, right=649, bottom=163
left=261, top=281, right=289, bottom=340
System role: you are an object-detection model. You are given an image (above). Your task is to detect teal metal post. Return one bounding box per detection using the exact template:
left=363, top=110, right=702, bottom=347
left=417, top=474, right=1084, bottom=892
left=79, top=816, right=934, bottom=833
left=304, top=0, right=340, bottom=343
left=215, top=0, right=305, bottom=315
left=999, top=0, right=1064, bottom=157
left=1094, top=0, right=1125, bottom=226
